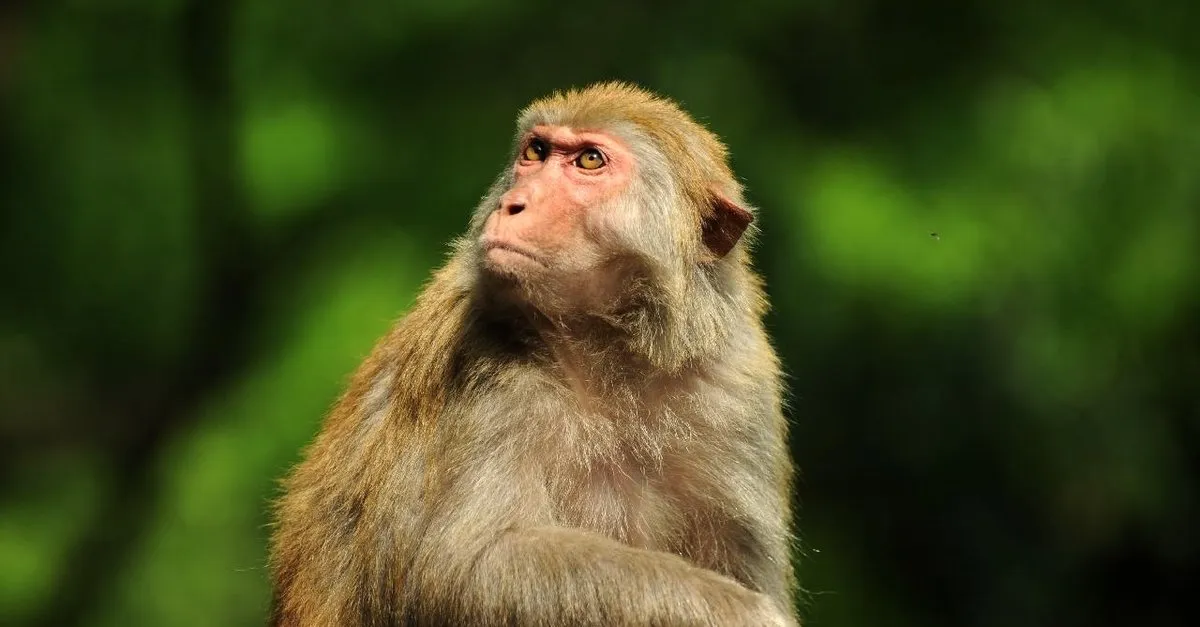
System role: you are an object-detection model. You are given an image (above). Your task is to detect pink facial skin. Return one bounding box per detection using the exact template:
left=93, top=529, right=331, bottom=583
left=481, top=125, right=636, bottom=274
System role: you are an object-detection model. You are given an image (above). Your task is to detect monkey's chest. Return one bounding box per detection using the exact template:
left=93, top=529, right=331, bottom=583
left=546, top=457, right=683, bottom=549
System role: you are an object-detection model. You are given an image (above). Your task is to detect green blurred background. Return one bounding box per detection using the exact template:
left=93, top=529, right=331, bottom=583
left=2, top=1, right=1198, bottom=626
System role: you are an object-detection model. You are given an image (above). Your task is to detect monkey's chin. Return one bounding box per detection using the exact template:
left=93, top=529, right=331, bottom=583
left=482, top=246, right=547, bottom=279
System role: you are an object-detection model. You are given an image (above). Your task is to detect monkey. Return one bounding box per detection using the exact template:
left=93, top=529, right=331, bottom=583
left=269, top=82, right=797, bottom=626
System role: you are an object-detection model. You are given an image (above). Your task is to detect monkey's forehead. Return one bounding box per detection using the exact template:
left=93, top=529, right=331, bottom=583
left=519, top=125, right=629, bottom=151
left=517, top=82, right=725, bottom=155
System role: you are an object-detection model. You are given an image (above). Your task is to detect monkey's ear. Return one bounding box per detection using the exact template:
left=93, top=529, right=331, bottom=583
left=702, top=189, right=754, bottom=258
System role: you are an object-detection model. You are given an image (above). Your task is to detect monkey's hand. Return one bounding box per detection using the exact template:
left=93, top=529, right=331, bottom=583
left=750, top=592, right=800, bottom=627
left=692, top=566, right=798, bottom=627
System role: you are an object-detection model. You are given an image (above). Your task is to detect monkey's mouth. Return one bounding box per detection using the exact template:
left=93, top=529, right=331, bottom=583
left=482, top=239, right=547, bottom=267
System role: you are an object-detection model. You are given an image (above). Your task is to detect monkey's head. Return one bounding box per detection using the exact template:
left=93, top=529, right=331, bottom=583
left=467, top=82, right=756, bottom=326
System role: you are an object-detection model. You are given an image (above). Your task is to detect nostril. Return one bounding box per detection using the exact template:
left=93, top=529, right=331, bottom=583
left=505, top=203, right=525, bottom=216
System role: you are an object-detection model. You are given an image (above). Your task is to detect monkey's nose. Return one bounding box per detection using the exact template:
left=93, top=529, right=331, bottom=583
left=498, top=188, right=530, bottom=217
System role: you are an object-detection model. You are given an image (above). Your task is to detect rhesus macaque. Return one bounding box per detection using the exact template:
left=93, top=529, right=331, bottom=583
left=270, top=82, right=797, bottom=626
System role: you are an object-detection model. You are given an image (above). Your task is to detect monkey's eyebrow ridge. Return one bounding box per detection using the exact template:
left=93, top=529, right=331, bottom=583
left=526, top=130, right=609, bottom=155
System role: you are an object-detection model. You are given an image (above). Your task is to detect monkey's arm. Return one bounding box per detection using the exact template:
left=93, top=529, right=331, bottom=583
left=408, top=524, right=791, bottom=626
left=403, top=459, right=795, bottom=627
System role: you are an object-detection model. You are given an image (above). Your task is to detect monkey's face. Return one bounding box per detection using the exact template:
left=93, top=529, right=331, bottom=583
left=479, top=124, right=643, bottom=312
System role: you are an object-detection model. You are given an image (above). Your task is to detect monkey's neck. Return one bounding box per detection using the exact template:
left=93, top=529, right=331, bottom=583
left=476, top=301, right=686, bottom=399
left=468, top=266, right=754, bottom=390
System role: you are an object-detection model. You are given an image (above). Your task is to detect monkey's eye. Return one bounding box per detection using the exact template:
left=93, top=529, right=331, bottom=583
left=575, top=148, right=606, bottom=170
left=523, top=139, right=548, bottom=162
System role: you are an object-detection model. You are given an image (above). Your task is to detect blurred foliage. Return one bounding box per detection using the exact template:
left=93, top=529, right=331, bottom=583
left=1, top=1, right=1198, bottom=626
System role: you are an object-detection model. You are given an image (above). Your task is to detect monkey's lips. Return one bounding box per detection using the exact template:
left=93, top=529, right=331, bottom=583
left=482, top=239, right=547, bottom=269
